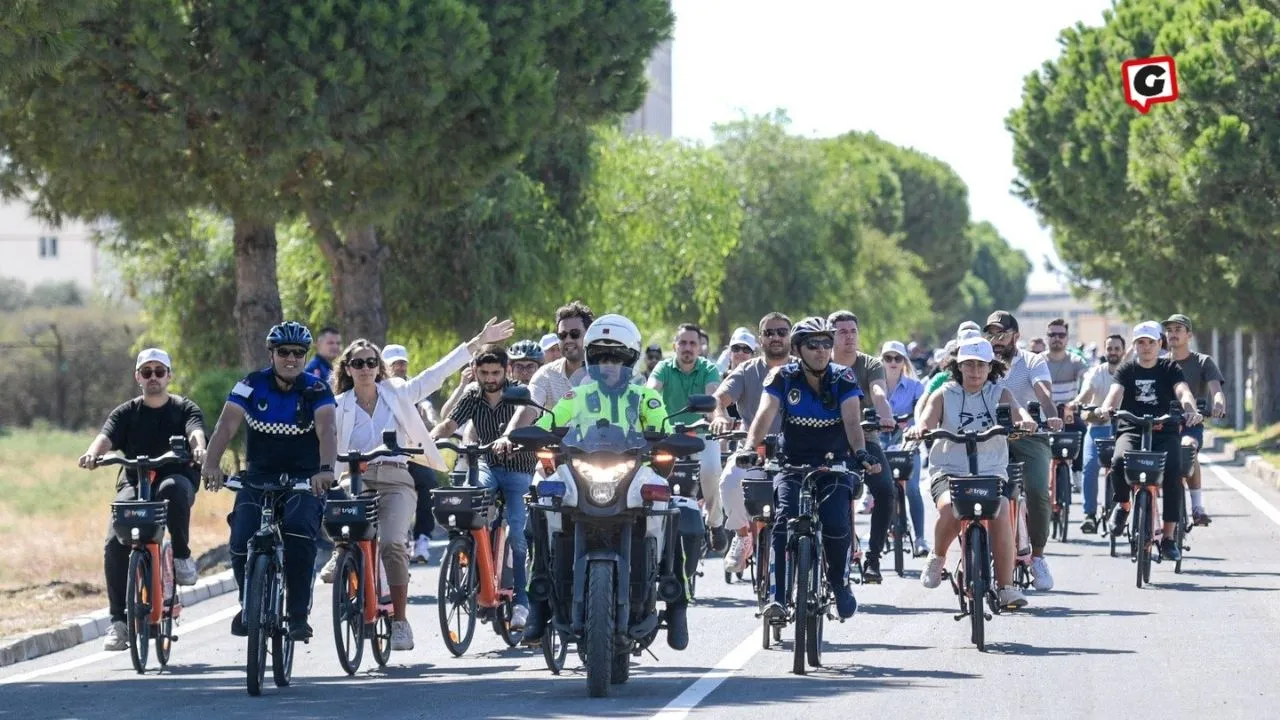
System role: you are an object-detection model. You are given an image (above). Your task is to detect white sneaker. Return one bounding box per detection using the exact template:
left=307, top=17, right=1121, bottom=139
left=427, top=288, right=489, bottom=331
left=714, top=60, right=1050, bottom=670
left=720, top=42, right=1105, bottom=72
left=412, top=535, right=431, bottom=564
left=726, top=534, right=752, bottom=574
left=511, top=604, right=529, bottom=630
left=997, top=586, right=1028, bottom=608
left=103, top=621, right=129, bottom=651
left=390, top=620, right=415, bottom=651
left=319, top=550, right=340, bottom=584
left=173, top=557, right=198, bottom=586
left=1030, top=556, right=1055, bottom=591
left=920, top=555, right=945, bottom=589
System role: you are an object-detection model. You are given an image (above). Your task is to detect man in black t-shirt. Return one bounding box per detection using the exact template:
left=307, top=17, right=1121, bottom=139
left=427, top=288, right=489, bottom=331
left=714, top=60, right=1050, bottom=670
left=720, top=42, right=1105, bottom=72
left=1095, top=322, right=1203, bottom=562
left=78, top=348, right=207, bottom=652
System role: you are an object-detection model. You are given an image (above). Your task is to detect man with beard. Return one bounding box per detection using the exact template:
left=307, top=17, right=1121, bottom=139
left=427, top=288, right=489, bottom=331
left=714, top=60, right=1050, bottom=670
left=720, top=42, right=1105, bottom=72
left=1162, top=314, right=1227, bottom=525
left=1043, top=318, right=1089, bottom=491
left=1068, top=334, right=1126, bottom=534
left=827, top=310, right=896, bottom=584
left=79, top=348, right=207, bottom=651
left=711, top=313, right=792, bottom=572
left=983, top=311, right=1062, bottom=591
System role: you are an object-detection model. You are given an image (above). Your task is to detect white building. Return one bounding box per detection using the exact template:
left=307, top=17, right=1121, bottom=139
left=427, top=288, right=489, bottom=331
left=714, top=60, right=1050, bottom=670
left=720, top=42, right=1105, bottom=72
left=622, top=39, right=673, bottom=138
left=0, top=198, right=102, bottom=289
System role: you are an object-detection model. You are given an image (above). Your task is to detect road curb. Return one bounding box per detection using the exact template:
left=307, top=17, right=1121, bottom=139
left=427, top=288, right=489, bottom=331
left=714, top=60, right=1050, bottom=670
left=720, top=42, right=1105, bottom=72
left=1205, top=430, right=1280, bottom=490
left=0, top=569, right=237, bottom=669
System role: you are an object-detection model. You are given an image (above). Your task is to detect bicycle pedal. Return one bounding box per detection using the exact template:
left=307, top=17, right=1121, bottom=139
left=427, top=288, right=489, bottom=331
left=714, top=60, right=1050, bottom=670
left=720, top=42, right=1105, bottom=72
left=953, top=613, right=967, bottom=622
left=983, top=612, right=993, bottom=621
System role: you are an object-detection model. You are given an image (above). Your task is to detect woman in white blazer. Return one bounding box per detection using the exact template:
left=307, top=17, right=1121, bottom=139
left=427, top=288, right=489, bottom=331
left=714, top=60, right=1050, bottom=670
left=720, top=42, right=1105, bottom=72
left=322, top=318, right=514, bottom=650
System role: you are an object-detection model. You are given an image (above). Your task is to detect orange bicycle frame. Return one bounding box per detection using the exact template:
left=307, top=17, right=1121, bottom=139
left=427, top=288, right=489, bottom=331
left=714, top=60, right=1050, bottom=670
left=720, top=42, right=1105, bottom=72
left=358, top=538, right=379, bottom=624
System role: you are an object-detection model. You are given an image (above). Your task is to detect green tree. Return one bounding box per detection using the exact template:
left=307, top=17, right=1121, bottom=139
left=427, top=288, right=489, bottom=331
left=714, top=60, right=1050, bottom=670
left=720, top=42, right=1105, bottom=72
left=966, top=221, right=1032, bottom=315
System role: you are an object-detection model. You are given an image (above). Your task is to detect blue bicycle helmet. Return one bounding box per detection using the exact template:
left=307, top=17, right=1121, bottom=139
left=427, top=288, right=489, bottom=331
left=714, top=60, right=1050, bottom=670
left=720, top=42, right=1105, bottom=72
left=265, top=321, right=313, bottom=349
left=508, top=339, right=545, bottom=364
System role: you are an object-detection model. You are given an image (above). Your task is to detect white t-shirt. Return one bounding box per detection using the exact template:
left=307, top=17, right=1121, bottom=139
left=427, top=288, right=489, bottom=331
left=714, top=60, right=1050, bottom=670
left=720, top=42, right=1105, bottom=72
left=1082, top=362, right=1116, bottom=402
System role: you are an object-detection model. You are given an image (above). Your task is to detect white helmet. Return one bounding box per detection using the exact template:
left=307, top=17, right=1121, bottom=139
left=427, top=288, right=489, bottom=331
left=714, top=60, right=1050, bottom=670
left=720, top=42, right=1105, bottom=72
left=584, top=314, right=642, bottom=367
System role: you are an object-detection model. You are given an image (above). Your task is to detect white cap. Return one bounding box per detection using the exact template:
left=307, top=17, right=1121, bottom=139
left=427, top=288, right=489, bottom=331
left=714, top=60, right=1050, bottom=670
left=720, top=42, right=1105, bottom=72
left=880, top=340, right=908, bottom=358
left=135, top=348, right=172, bottom=370
left=957, top=321, right=981, bottom=336
left=382, top=344, right=409, bottom=364
left=1132, top=321, right=1163, bottom=342
left=539, top=332, right=559, bottom=352
left=957, top=327, right=981, bottom=341
left=955, top=338, right=995, bottom=364
left=729, top=327, right=759, bottom=352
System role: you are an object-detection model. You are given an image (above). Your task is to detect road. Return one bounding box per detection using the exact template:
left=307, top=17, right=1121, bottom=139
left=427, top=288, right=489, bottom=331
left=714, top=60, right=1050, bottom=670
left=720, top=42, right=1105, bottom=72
left=4, top=449, right=1280, bottom=719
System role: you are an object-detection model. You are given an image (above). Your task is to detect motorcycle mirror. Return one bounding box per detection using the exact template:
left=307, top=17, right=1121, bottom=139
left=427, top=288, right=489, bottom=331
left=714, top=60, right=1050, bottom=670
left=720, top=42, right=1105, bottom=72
left=510, top=426, right=559, bottom=449
left=656, top=433, right=704, bottom=458
left=502, top=385, right=534, bottom=406
left=681, top=394, right=717, bottom=415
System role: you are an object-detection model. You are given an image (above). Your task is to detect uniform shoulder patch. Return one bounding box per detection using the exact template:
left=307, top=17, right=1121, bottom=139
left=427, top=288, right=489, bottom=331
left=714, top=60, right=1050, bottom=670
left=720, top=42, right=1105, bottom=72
left=231, top=381, right=253, bottom=399
left=840, top=367, right=858, bottom=384
left=564, top=390, right=576, bottom=400
left=647, top=398, right=662, bottom=409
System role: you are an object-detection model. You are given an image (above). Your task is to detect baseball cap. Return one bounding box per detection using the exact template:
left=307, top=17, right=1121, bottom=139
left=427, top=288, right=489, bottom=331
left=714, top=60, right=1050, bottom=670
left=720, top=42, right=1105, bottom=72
left=957, top=320, right=981, bottom=337
left=382, top=344, right=409, bottom=364
left=1163, top=314, right=1193, bottom=332
left=957, top=327, right=982, bottom=341
left=135, top=348, right=172, bottom=370
left=984, top=311, right=1018, bottom=333
left=880, top=340, right=908, bottom=359
left=729, top=327, right=759, bottom=352
left=955, top=338, right=995, bottom=364
left=539, top=333, right=559, bottom=352
left=1132, top=321, right=1163, bottom=342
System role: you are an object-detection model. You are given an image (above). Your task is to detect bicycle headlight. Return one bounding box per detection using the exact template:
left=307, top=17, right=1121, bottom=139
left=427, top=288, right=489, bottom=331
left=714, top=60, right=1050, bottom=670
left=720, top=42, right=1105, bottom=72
left=572, top=458, right=629, bottom=505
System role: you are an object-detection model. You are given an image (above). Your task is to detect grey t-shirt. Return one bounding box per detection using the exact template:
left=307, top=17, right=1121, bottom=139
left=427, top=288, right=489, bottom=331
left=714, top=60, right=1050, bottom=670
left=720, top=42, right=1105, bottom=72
left=1044, top=353, right=1089, bottom=405
left=1172, top=351, right=1225, bottom=404
left=718, top=357, right=783, bottom=434
left=852, top=352, right=886, bottom=399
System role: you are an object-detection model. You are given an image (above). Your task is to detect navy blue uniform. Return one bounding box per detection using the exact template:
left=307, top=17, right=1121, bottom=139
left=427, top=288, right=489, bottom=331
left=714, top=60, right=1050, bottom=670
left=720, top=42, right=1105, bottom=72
left=226, top=369, right=335, bottom=623
left=303, top=355, right=332, bottom=385
left=764, top=362, right=865, bottom=601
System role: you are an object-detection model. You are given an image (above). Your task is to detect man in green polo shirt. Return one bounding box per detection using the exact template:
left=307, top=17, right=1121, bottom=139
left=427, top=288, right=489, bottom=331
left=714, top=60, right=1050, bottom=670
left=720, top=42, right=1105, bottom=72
left=648, top=323, right=724, bottom=534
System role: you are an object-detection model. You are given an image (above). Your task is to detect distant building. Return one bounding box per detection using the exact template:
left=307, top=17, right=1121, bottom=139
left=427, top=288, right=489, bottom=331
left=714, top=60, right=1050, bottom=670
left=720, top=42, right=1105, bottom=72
left=622, top=39, right=673, bottom=138
left=0, top=198, right=103, bottom=290
left=1015, top=290, right=1129, bottom=350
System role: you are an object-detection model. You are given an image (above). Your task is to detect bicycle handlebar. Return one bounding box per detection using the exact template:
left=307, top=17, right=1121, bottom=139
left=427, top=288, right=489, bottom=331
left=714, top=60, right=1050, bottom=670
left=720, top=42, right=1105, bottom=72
left=708, top=430, right=748, bottom=441
left=337, top=439, right=425, bottom=465
left=924, top=426, right=1010, bottom=444
left=95, top=450, right=189, bottom=469
left=1111, top=410, right=1182, bottom=427
left=435, top=439, right=499, bottom=456
left=225, top=475, right=313, bottom=492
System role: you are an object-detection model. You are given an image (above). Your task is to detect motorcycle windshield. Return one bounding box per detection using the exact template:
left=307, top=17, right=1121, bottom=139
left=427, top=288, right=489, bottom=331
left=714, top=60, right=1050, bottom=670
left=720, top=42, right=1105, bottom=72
left=562, top=421, right=648, bottom=455
left=560, top=365, right=649, bottom=454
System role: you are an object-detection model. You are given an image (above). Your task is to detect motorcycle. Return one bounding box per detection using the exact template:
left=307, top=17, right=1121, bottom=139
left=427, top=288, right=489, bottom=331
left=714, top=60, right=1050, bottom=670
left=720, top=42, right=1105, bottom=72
left=504, top=378, right=714, bottom=698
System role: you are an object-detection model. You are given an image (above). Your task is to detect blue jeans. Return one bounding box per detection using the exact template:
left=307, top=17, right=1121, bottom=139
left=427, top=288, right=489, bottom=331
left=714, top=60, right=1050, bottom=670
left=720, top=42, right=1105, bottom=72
left=479, top=464, right=532, bottom=606
left=863, top=442, right=894, bottom=559
left=229, top=476, right=324, bottom=622
left=772, top=470, right=856, bottom=604
left=882, top=432, right=926, bottom=540
left=1082, top=424, right=1114, bottom=516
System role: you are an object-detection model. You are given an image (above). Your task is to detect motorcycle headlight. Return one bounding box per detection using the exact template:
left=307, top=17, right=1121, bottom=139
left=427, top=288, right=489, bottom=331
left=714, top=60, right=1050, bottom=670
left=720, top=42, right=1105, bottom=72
left=571, top=458, right=630, bottom=505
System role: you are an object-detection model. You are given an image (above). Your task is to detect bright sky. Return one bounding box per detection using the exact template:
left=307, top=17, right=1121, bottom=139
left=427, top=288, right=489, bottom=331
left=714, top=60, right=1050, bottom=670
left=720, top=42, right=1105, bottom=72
left=670, top=0, right=1116, bottom=293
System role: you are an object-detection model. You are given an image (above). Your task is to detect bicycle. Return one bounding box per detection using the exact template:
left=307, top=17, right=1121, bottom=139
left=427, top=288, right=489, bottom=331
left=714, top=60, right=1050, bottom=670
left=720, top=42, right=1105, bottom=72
left=225, top=473, right=314, bottom=696
left=879, top=413, right=920, bottom=577
left=99, top=438, right=190, bottom=674
left=1003, top=462, right=1034, bottom=590
left=742, top=437, right=780, bottom=648
left=1095, top=432, right=1118, bottom=541
left=326, top=430, right=425, bottom=674
left=1029, top=402, right=1082, bottom=543
left=925, top=409, right=1014, bottom=653
left=1111, top=404, right=1184, bottom=589
left=713, top=429, right=750, bottom=584
left=432, top=438, right=525, bottom=656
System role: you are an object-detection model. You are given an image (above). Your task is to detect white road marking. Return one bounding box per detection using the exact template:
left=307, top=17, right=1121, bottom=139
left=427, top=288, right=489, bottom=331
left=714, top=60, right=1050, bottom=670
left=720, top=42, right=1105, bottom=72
left=0, top=604, right=241, bottom=685
left=650, top=629, right=761, bottom=720
left=1207, top=461, right=1280, bottom=528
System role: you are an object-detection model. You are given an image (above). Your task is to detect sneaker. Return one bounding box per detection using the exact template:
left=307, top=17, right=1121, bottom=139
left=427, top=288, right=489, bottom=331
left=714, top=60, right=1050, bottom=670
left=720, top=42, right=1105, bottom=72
left=1030, top=556, right=1054, bottom=591
left=510, top=604, right=529, bottom=630
left=1080, top=514, right=1098, bottom=535
left=997, top=586, right=1028, bottom=609
left=103, top=621, right=129, bottom=651
left=762, top=601, right=787, bottom=621
left=412, top=535, right=431, bottom=564
left=665, top=604, right=689, bottom=650
left=1159, top=538, right=1182, bottom=561
left=710, top=527, right=730, bottom=554
left=726, top=535, right=751, bottom=574
left=833, top=585, right=857, bottom=619
left=390, top=620, right=415, bottom=650
left=288, top=621, right=313, bottom=642
left=913, top=538, right=931, bottom=558
left=1192, top=509, right=1212, bottom=527
left=1110, top=506, right=1130, bottom=538
left=920, top=555, right=945, bottom=589
left=319, top=550, right=339, bottom=584
left=522, top=601, right=548, bottom=645
left=231, top=612, right=247, bottom=637
left=173, top=557, right=198, bottom=586
left=862, top=556, right=882, bottom=584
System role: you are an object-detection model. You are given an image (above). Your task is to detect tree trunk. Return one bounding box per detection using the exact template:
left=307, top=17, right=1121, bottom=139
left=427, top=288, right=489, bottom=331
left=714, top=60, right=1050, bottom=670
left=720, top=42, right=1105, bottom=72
left=232, top=219, right=283, bottom=371
left=330, top=225, right=388, bottom=346
left=1252, top=329, right=1280, bottom=429
left=1219, top=329, right=1237, bottom=405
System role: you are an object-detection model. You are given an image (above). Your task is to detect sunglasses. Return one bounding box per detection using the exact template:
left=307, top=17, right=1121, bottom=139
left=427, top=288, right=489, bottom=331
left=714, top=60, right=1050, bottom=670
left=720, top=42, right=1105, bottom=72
left=138, top=367, right=168, bottom=379
left=762, top=328, right=790, bottom=338
left=1047, top=332, right=1067, bottom=338
left=985, top=330, right=1012, bottom=342
left=348, top=357, right=379, bottom=370
left=882, top=354, right=905, bottom=364
left=802, top=338, right=834, bottom=351
left=557, top=329, right=583, bottom=341
left=731, top=344, right=753, bottom=353
left=275, top=348, right=307, bottom=359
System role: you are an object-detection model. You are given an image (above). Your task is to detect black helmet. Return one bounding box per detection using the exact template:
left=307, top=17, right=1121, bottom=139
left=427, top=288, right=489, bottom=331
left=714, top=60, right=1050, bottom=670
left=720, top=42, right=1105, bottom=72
left=789, top=316, right=835, bottom=351
left=508, top=339, right=544, bottom=364
left=265, top=321, right=313, bottom=349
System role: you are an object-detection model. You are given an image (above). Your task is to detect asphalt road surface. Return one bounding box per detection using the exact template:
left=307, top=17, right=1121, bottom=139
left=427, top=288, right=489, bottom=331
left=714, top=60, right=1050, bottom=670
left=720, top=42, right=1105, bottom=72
left=5, top=449, right=1280, bottom=719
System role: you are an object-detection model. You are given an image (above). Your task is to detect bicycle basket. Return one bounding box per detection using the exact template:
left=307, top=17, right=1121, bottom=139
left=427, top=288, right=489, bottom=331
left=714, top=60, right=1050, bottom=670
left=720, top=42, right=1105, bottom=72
left=1002, top=463, right=1024, bottom=500
left=111, top=500, right=168, bottom=545
left=1050, top=431, right=1083, bottom=460
left=323, top=497, right=379, bottom=541
left=667, top=459, right=700, bottom=498
left=884, top=450, right=915, bottom=480
left=431, top=487, right=497, bottom=530
left=1178, top=444, right=1197, bottom=472
left=1123, top=451, right=1166, bottom=486
left=742, top=477, right=774, bottom=517
left=948, top=476, right=1003, bottom=520
left=1096, top=438, right=1116, bottom=468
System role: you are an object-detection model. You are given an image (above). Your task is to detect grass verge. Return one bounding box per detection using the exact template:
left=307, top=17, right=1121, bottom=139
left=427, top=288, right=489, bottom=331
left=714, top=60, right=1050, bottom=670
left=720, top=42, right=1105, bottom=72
left=1209, top=421, right=1280, bottom=467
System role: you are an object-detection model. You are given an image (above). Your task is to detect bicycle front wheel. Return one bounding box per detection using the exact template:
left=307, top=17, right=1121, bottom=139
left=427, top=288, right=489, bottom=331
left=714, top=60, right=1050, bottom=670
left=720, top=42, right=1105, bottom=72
left=1134, top=491, right=1151, bottom=589
left=126, top=549, right=152, bottom=673
left=791, top=535, right=812, bottom=675
left=1055, top=463, right=1072, bottom=542
left=893, top=484, right=906, bottom=576
left=496, top=533, right=524, bottom=647
left=245, top=554, right=271, bottom=696
left=331, top=547, right=365, bottom=675
left=438, top=538, right=478, bottom=656
left=964, top=524, right=988, bottom=651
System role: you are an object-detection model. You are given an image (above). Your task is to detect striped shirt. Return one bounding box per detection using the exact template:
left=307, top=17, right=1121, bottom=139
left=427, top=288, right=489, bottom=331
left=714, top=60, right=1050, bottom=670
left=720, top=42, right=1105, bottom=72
left=999, top=349, right=1051, bottom=409
left=449, top=379, right=536, bottom=474
left=1044, top=353, right=1089, bottom=405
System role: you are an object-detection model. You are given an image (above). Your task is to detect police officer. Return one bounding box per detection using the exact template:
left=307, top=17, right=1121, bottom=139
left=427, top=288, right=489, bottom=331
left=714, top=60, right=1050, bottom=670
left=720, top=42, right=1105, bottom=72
left=201, top=321, right=338, bottom=642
